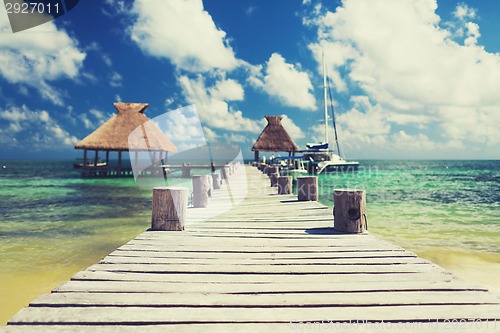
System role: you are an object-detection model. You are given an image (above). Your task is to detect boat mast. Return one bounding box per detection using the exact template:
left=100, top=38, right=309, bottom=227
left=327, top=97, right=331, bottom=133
left=327, top=73, right=343, bottom=158
left=322, top=52, right=329, bottom=145
left=323, top=53, right=343, bottom=158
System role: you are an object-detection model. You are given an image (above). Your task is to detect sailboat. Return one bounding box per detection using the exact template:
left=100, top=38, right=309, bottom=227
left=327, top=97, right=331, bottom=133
left=302, top=54, right=359, bottom=174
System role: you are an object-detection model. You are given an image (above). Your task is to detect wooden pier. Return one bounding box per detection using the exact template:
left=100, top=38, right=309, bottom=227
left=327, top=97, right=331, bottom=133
left=5, top=166, right=500, bottom=332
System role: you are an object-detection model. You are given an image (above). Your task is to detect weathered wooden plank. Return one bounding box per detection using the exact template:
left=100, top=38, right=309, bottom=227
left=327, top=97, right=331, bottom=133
left=129, top=233, right=377, bottom=241
left=31, top=291, right=500, bottom=307
left=111, top=249, right=416, bottom=259
left=3, top=323, right=497, bottom=333
left=117, top=244, right=405, bottom=253
left=9, top=305, right=500, bottom=324
left=100, top=256, right=428, bottom=265
left=72, top=270, right=456, bottom=284
left=54, top=280, right=485, bottom=294
left=85, top=262, right=444, bottom=274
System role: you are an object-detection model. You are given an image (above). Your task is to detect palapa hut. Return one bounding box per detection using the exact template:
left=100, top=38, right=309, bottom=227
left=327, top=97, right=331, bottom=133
left=252, top=115, right=298, bottom=162
left=74, top=102, right=176, bottom=177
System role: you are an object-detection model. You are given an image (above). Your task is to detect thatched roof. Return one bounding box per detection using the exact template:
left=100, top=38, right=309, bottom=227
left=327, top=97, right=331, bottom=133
left=252, top=116, right=298, bottom=152
left=75, top=103, right=176, bottom=152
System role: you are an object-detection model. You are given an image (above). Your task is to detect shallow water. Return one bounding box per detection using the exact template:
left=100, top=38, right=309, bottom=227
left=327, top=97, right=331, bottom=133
left=315, top=160, right=500, bottom=295
left=0, top=160, right=499, bottom=324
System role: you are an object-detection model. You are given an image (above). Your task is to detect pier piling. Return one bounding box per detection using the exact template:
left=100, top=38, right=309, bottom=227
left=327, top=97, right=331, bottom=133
left=151, top=187, right=188, bottom=231
left=334, top=189, right=367, bottom=233
left=277, top=176, right=292, bottom=194
left=297, top=176, right=318, bottom=201
left=192, top=175, right=210, bottom=208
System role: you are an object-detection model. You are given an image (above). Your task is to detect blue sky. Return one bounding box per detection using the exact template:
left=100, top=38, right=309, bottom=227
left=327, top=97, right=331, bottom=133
left=0, top=0, right=499, bottom=160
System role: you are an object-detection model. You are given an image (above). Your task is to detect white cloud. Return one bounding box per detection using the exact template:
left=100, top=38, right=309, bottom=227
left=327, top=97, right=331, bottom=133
left=210, top=78, right=244, bottom=101
left=464, top=22, right=480, bottom=46
left=439, top=105, right=500, bottom=146
left=0, top=10, right=85, bottom=105
left=102, top=54, right=113, bottom=67
left=280, top=115, right=305, bottom=140
left=178, top=74, right=261, bottom=133
left=78, top=108, right=111, bottom=130
left=223, top=133, right=248, bottom=143
left=130, top=0, right=238, bottom=72
left=453, top=3, right=477, bottom=21
left=250, top=53, right=316, bottom=110
left=109, top=72, right=123, bottom=88
left=81, top=72, right=98, bottom=83
left=102, top=0, right=128, bottom=16
left=305, top=0, right=500, bottom=157
left=0, top=105, right=78, bottom=150
left=79, top=113, right=93, bottom=129
left=203, top=127, right=218, bottom=142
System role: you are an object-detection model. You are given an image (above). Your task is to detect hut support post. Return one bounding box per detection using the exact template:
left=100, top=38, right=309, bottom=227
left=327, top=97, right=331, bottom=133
left=83, top=149, right=87, bottom=168
left=118, top=151, right=122, bottom=176
left=254, top=150, right=259, bottom=162
left=94, top=150, right=99, bottom=167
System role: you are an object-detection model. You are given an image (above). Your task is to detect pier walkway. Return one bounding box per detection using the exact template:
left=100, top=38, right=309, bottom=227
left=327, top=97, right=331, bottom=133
left=5, top=166, right=500, bottom=332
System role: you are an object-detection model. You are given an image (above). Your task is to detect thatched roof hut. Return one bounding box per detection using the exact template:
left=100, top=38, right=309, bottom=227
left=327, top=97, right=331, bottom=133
left=75, top=103, right=175, bottom=151
left=252, top=115, right=298, bottom=161
left=74, top=102, right=176, bottom=177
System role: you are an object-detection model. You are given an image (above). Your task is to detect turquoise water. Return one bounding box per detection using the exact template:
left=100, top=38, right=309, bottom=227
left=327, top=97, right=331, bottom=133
left=0, top=160, right=189, bottom=324
left=315, top=160, right=500, bottom=254
left=0, top=160, right=499, bottom=324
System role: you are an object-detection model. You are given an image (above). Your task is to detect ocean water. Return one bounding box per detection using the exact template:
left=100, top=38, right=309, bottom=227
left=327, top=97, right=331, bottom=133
left=0, top=160, right=499, bottom=324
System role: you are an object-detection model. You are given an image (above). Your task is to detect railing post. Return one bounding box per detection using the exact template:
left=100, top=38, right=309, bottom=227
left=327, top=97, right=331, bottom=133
left=151, top=187, right=188, bottom=231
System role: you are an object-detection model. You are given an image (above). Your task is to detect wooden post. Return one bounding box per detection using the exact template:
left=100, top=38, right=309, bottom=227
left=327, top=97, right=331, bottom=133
left=207, top=173, right=213, bottom=197
left=277, top=176, right=292, bottom=194
left=118, top=151, right=122, bottom=176
left=182, top=163, right=190, bottom=178
left=333, top=189, right=367, bottom=234
left=297, top=176, right=318, bottom=201
left=192, top=175, right=210, bottom=208
left=270, top=169, right=280, bottom=187
left=151, top=187, right=188, bottom=231
left=267, top=166, right=278, bottom=177
left=94, top=150, right=99, bottom=167
left=254, top=150, right=259, bottom=162
left=212, top=173, right=222, bottom=190
left=221, top=166, right=230, bottom=180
